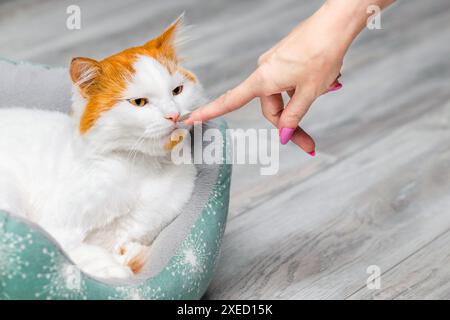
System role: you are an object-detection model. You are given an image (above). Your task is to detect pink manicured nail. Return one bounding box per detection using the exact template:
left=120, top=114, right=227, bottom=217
left=280, top=128, right=295, bottom=145
left=328, top=82, right=343, bottom=92
left=308, top=150, right=316, bottom=157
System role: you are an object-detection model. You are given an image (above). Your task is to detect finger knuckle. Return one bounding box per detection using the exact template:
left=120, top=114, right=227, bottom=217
left=284, top=111, right=301, bottom=123
left=270, top=108, right=283, bottom=118
left=257, top=54, right=268, bottom=67
left=300, top=86, right=320, bottom=102
left=262, top=108, right=281, bottom=120
left=261, top=111, right=272, bottom=122
left=256, top=67, right=276, bottom=92
left=261, top=110, right=277, bottom=126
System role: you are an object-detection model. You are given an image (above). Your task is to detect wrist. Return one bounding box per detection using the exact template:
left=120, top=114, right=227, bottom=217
left=319, top=0, right=367, bottom=51
left=317, top=0, right=393, bottom=53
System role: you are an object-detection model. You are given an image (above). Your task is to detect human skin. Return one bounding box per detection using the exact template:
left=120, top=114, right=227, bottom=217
left=186, top=0, right=396, bottom=155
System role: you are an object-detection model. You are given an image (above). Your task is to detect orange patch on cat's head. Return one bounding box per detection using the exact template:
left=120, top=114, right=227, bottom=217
left=70, top=16, right=192, bottom=134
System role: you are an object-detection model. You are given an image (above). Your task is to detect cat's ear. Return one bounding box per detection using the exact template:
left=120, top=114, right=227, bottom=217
left=144, top=14, right=184, bottom=61
left=70, top=57, right=101, bottom=96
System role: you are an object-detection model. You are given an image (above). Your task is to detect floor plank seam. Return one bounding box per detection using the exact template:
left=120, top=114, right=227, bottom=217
left=345, top=227, right=450, bottom=299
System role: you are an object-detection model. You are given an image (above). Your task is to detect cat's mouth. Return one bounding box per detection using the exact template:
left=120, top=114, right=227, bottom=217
left=163, top=112, right=194, bottom=150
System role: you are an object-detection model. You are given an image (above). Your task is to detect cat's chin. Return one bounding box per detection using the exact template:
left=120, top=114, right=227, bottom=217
left=131, top=135, right=182, bottom=158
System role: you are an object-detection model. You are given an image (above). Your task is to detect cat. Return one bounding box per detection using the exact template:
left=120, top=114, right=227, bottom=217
left=0, top=17, right=205, bottom=279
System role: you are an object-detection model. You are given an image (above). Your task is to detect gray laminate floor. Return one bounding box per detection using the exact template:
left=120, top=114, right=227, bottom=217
left=1, top=0, right=450, bottom=299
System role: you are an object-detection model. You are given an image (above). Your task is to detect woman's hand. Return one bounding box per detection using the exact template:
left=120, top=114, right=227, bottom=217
left=186, top=0, right=395, bottom=154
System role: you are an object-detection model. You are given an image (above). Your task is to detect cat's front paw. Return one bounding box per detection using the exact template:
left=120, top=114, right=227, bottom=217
left=68, top=243, right=133, bottom=280
left=116, top=242, right=150, bottom=274
left=90, top=264, right=134, bottom=279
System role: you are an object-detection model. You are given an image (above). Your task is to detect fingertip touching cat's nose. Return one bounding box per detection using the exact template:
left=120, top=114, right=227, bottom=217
left=164, top=112, right=180, bottom=123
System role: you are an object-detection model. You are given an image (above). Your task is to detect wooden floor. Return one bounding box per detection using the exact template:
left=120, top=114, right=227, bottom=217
left=1, top=0, right=450, bottom=299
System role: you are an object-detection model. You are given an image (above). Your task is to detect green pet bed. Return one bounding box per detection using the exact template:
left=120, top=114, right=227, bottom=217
left=0, top=59, right=232, bottom=300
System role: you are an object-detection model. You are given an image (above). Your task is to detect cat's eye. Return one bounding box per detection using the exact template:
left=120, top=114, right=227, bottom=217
left=172, top=85, right=184, bottom=96
left=128, top=98, right=148, bottom=107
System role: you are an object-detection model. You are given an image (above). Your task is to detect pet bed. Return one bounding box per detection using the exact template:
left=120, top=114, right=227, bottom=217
left=0, top=58, right=232, bottom=300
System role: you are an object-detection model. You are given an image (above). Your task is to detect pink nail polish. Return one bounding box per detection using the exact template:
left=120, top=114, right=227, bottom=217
left=308, top=150, right=316, bottom=157
left=328, top=82, right=343, bottom=92
left=280, top=128, right=295, bottom=145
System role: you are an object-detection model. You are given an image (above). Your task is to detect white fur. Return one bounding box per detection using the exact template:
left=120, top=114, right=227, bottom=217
left=0, top=55, right=205, bottom=279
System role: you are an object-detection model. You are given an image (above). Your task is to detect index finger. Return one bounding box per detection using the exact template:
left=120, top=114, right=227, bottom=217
left=185, top=71, right=261, bottom=124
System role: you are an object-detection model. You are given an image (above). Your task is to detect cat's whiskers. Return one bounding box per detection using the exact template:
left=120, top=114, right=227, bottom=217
left=130, top=134, right=148, bottom=166
left=126, top=133, right=148, bottom=165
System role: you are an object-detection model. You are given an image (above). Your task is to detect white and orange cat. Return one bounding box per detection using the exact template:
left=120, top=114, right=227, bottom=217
left=0, top=18, right=204, bottom=279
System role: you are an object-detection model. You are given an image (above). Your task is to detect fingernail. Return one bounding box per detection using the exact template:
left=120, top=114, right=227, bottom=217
left=280, top=128, right=295, bottom=145
left=308, top=150, right=316, bottom=157
left=328, top=82, right=343, bottom=92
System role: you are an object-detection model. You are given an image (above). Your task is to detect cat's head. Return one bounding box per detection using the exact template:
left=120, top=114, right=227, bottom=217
left=69, top=16, right=205, bottom=156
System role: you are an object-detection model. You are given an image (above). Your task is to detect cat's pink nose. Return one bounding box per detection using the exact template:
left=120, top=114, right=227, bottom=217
left=164, top=112, right=180, bottom=123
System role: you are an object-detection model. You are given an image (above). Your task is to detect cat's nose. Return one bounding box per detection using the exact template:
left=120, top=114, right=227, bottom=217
left=164, top=112, right=180, bottom=123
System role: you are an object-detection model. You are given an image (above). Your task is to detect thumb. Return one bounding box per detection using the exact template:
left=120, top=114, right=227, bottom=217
left=278, top=88, right=316, bottom=144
